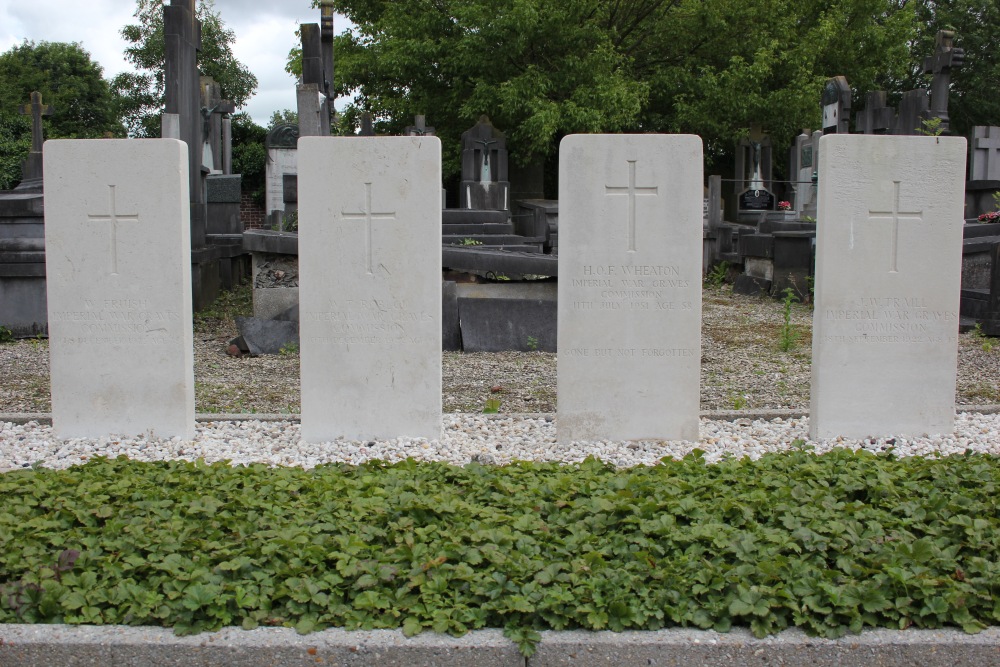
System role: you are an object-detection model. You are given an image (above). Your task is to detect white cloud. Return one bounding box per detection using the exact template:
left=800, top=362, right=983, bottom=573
left=0, top=0, right=348, bottom=126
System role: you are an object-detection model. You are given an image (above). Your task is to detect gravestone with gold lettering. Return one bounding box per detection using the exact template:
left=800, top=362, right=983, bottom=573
left=43, top=139, right=194, bottom=439
left=557, top=134, right=703, bottom=443
left=810, top=135, right=966, bottom=439
left=298, top=137, right=441, bottom=442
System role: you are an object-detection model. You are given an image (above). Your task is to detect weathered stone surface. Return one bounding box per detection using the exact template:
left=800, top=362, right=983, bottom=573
left=557, top=134, right=703, bottom=442
left=43, top=139, right=194, bottom=439
left=235, top=316, right=298, bottom=356
left=810, top=135, right=966, bottom=439
left=298, top=137, right=441, bottom=441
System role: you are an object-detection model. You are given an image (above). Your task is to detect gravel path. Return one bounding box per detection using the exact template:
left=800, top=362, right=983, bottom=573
left=3, top=286, right=998, bottom=415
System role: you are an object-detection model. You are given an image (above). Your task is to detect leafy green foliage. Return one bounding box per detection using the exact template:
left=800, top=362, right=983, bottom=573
left=705, top=261, right=730, bottom=289
left=229, top=112, right=267, bottom=206
left=303, top=0, right=916, bottom=178
left=0, top=326, right=15, bottom=344
left=113, top=0, right=258, bottom=137
left=909, top=0, right=1000, bottom=138
left=1, top=451, right=998, bottom=655
left=779, top=287, right=800, bottom=352
left=0, top=41, right=125, bottom=188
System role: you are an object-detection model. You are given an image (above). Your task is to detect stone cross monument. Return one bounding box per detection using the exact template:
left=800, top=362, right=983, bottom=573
left=16, top=91, right=54, bottom=191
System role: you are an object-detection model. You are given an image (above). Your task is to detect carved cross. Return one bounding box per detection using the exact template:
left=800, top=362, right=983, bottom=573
left=87, top=185, right=141, bottom=276
left=341, top=183, right=398, bottom=275
left=975, top=129, right=1000, bottom=180
left=605, top=160, right=659, bottom=253
left=18, top=91, right=54, bottom=154
left=867, top=181, right=923, bottom=274
left=922, top=30, right=965, bottom=131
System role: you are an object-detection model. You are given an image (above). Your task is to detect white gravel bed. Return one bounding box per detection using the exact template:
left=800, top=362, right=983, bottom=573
left=3, top=412, right=999, bottom=473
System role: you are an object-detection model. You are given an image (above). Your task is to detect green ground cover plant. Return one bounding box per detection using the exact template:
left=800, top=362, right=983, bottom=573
left=1, top=451, right=998, bottom=656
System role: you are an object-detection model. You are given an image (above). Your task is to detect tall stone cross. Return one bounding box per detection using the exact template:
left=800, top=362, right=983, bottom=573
left=605, top=160, right=658, bottom=252
left=923, top=30, right=965, bottom=133
left=341, top=182, right=397, bottom=275
left=87, top=185, right=141, bottom=276
left=19, top=91, right=54, bottom=153
left=867, top=181, right=923, bottom=273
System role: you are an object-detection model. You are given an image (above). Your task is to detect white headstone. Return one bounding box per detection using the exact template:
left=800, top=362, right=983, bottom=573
left=43, top=139, right=195, bottom=439
left=265, top=147, right=297, bottom=215
left=811, top=135, right=967, bottom=439
left=298, top=137, right=442, bottom=442
left=557, top=134, right=703, bottom=443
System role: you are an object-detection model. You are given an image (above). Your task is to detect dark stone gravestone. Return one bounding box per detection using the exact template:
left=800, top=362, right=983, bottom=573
left=969, top=127, right=1000, bottom=181
left=358, top=112, right=375, bottom=136
left=297, top=14, right=334, bottom=137
left=1, top=92, right=50, bottom=336
left=821, top=76, right=851, bottom=134
left=923, top=30, right=964, bottom=134
left=856, top=91, right=895, bottom=135
left=735, top=126, right=774, bottom=219
left=16, top=91, right=53, bottom=192
left=459, top=115, right=511, bottom=211
left=894, top=89, right=930, bottom=136
left=164, top=0, right=222, bottom=310
left=404, top=115, right=435, bottom=136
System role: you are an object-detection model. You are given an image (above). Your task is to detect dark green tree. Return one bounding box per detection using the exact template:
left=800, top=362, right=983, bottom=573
left=909, top=0, right=1000, bottom=137
left=112, top=0, right=258, bottom=137
left=230, top=112, right=267, bottom=206
left=0, top=40, right=124, bottom=189
left=293, top=0, right=917, bottom=180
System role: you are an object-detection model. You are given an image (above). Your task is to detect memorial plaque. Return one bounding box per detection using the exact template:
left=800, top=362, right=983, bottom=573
left=43, top=139, right=194, bottom=439
left=810, top=135, right=967, bottom=439
left=298, top=137, right=442, bottom=442
left=738, top=188, right=775, bottom=211
left=558, top=134, right=703, bottom=443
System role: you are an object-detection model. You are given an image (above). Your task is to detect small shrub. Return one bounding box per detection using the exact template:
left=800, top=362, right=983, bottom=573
left=779, top=287, right=799, bottom=352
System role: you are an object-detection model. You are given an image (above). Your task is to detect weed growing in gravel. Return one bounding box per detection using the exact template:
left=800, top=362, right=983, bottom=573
left=482, top=398, right=501, bottom=413
left=729, top=392, right=748, bottom=410
left=778, top=288, right=799, bottom=352
left=0, top=326, right=13, bottom=344
left=526, top=336, right=539, bottom=351
left=279, top=342, right=300, bottom=356
left=972, top=324, right=995, bottom=353
left=705, top=261, right=730, bottom=289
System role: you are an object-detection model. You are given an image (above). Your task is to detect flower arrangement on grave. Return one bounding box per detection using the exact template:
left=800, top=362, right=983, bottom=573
left=777, top=200, right=792, bottom=211
left=979, top=210, right=1000, bottom=223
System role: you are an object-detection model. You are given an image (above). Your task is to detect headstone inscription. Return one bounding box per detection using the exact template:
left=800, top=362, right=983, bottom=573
left=558, top=134, right=703, bottom=443
left=810, top=135, right=966, bottom=440
left=43, top=139, right=195, bottom=439
left=298, top=137, right=442, bottom=442
left=16, top=91, right=53, bottom=191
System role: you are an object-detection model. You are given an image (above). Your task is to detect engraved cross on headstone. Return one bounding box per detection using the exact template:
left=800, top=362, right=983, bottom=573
left=867, top=181, right=923, bottom=273
left=341, top=182, right=397, bottom=275
left=18, top=91, right=54, bottom=154
left=605, top=160, right=658, bottom=252
left=87, top=185, right=141, bottom=276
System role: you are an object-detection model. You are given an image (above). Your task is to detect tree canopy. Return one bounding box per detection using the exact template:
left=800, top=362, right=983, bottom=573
left=300, top=0, right=922, bottom=180
left=113, top=0, right=258, bottom=137
left=0, top=40, right=123, bottom=189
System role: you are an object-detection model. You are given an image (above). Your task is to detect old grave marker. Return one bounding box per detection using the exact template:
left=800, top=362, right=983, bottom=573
left=298, top=137, right=441, bottom=442
left=558, top=134, right=703, bottom=443
left=811, top=135, right=966, bottom=439
left=43, top=139, right=194, bottom=439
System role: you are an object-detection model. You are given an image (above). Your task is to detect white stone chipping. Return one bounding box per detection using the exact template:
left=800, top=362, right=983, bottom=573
left=3, top=413, right=999, bottom=473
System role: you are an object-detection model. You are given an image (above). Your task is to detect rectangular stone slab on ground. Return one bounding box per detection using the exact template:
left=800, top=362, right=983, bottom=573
left=557, top=134, right=703, bottom=443
left=298, top=137, right=442, bottom=442
left=810, top=135, right=967, bottom=439
left=43, top=139, right=194, bottom=439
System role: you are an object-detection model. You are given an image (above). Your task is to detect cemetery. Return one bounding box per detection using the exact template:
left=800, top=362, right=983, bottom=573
left=2, top=0, right=1000, bottom=664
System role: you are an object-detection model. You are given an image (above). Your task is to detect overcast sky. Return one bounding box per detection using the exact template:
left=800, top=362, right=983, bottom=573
left=0, top=0, right=342, bottom=127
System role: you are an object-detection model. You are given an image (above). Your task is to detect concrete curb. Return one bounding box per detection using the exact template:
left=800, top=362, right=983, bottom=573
left=4, top=405, right=1000, bottom=426
left=1, top=625, right=998, bottom=666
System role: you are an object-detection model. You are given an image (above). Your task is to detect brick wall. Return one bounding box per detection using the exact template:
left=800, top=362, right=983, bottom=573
left=241, top=193, right=267, bottom=230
